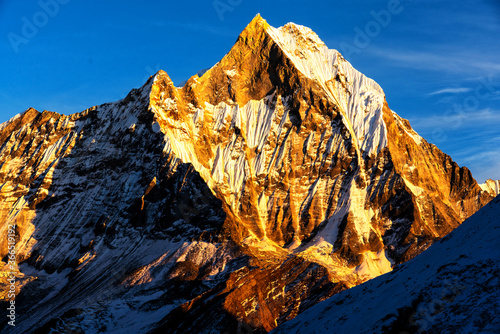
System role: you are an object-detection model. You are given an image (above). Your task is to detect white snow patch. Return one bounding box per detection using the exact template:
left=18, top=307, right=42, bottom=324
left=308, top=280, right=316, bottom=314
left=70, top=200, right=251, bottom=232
left=224, top=68, right=238, bottom=77
left=266, top=23, right=388, bottom=156
left=349, top=181, right=375, bottom=242
left=403, top=178, right=424, bottom=197
left=480, top=179, right=499, bottom=196
left=354, top=249, right=392, bottom=279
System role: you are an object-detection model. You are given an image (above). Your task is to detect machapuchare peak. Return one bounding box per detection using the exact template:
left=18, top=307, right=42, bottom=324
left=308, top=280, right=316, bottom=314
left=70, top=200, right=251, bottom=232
left=0, top=16, right=495, bottom=334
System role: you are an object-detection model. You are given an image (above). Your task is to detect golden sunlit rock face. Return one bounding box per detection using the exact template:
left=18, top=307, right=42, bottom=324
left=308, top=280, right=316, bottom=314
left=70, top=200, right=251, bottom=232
left=0, top=15, right=494, bottom=334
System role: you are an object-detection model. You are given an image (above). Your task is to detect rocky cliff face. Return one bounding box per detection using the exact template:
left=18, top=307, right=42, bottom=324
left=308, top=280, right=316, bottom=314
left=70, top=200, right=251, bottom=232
left=0, top=15, right=494, bottom=334
left=271, top=194, right=500, bottom=334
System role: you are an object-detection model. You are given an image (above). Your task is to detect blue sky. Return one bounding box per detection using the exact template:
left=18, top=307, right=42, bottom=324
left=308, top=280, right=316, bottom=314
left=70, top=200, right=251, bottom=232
left=1, top=0, right=499, bottom=182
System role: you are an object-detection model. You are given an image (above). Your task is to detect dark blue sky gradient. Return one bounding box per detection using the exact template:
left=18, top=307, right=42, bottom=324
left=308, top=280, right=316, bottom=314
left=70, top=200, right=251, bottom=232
left=1, top=0, right=499, bottom=181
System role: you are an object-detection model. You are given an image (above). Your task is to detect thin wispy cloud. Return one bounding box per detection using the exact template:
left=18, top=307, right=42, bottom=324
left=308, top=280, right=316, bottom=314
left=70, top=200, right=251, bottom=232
left=455, top=149, right=500, bottom=183
left=406, top=106, right=500, bottom=182
left=427, top=10, right=500, bottom=32
left=367, top=48, right=500, bottom=76
left=428, top=87, right=472, bottom=95
left=485, top=136, right=500, bottom=144
left=455, top=149, right=500, bottom=162
left=409, top=108, right=500, bottom=130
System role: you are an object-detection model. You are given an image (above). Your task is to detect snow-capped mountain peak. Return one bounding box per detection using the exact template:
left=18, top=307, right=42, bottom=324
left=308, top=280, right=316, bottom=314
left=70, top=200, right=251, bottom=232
left=263, top=16, right=388, bottom=156
left=0, top=15, right=495, bottom=334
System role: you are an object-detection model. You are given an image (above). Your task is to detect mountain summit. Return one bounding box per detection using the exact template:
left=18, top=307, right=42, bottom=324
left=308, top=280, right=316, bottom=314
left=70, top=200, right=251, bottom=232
left=0, top=15, right=494, bottom=333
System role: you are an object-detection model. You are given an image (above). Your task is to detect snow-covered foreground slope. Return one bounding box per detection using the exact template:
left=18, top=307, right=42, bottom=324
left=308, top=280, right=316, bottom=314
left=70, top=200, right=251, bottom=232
left=272, top=195, right=500, bottom=334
